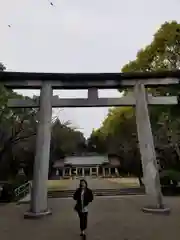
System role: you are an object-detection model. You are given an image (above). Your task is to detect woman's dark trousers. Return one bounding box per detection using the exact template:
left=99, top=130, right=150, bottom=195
left=78, top=212, right=88, bottom=231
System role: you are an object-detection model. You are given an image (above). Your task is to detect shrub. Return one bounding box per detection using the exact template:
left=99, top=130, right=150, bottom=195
left=160, top=170, right=180, bottom=186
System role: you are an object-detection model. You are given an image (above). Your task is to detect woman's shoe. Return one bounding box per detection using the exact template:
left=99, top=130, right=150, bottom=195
left=80, top=231, right=85, bottom=237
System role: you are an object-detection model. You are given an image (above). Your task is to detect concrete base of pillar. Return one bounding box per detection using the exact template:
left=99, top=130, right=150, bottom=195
left=24, top=209, right=52, bottom=219
left=142, top=206, right=170, bottom=215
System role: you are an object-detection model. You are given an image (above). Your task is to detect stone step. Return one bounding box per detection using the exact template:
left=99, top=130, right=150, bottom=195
left=48, top=187, right=144, bottom=193
left=18, top=187, right=145, bottom=204
left=48, top=187, right=145, bottom=198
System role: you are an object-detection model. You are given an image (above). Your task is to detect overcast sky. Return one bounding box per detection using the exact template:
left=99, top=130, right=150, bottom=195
left=1, top=0, right=180, bottom=137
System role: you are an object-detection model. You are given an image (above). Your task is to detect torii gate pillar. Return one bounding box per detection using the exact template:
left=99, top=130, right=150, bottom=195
left=134, top=82, right=170, bottom=213
left=24, top=82, right=52, bottom=218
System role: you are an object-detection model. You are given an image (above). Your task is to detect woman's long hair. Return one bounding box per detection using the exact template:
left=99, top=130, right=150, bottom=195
left=79, top=179, right=88, bottom=188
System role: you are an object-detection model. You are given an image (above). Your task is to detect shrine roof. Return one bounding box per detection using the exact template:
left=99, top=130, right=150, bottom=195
left=64, top=156, right=109, bottom=166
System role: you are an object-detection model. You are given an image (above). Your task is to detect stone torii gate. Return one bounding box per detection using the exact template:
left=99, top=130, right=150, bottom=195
left=1, top=70, right=180, bottom=218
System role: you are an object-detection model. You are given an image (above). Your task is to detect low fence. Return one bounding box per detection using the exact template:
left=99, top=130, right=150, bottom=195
left=14, top=181, right=31, bottom=201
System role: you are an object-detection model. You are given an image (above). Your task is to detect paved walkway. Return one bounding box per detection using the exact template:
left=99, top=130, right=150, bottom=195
left=1, top=196, right=180, bottom=240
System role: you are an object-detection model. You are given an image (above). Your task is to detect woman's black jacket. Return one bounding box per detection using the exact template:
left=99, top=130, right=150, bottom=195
left=73, top=188, right=93, bottom=212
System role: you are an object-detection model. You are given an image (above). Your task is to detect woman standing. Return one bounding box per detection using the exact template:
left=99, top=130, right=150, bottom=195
left=73, top=179, right=93, bottom=237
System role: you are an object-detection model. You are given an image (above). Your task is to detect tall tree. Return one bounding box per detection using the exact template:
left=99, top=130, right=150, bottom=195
left=122, top=20, right=180, bottom=162
left=88, top=21, right=180, bottom=180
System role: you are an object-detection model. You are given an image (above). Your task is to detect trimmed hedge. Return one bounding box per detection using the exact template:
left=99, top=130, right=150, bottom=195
left=160, top=169, right=180, bottom=186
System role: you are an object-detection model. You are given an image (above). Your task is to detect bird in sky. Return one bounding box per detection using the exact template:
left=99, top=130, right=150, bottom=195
left=48, top=0, right=54, bottom=6
left=8, top=25, right=11, bottom=28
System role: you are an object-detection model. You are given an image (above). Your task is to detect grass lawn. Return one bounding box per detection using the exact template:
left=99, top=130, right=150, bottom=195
left=47, top=180, right=71, bottom=191
left=107, top=177, right=140, bottom=188
left=46, top=178, right=140, bottom=191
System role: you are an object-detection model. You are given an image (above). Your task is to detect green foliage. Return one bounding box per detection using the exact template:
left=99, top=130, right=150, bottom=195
left=0, top=85, right=38, bottom=179
left=0, top=62, right=5, bottom=71
left=51, top=118, right=86, bottom=157
left=122, top=20, right=180, bottom=96
left=88, top=21, right=180, bottom=177
left=0, top=62, right=87, bottom=180
left=122, top=21, right=180, bottom=73
left=160, top=170, right=180, bottom=186
left=160, top=169, right=180, bottom=180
